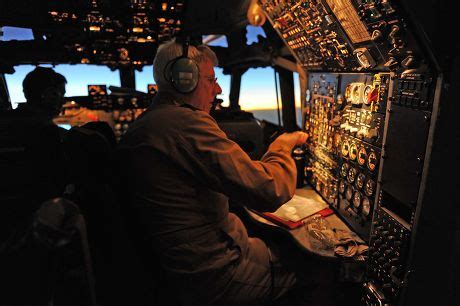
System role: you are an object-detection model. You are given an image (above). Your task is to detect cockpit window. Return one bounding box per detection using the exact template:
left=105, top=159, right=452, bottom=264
left=246, top=25, right=266, bottom=44
left=240, top=68, right=301, bottom=126
left=5, top=64, right=120, bottom=108
left=0, top=26, right=34, bottom=41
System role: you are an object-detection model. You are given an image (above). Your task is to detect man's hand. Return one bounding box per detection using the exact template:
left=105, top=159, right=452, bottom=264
left=273, top=131, right=309, bottom=148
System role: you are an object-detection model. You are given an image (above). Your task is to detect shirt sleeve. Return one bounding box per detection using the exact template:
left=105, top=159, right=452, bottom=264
left=168, top=111, right=298, bottom=212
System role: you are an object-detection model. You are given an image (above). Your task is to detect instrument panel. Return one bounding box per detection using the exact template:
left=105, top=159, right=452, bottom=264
left=260, top=0, right=440, bottom=304
left=54, top=88, right=153, bottom=141
left=304, top=72, right=390, bottom=239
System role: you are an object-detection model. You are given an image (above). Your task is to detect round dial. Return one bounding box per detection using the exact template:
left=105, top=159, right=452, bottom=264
left=344, top=84, right=352, bottom=103
left=362, top=197, right=371, bottom=216
left=353, top=192, right=361, bottom=208
left=363, top=85, right=373, bottom=105
left=345, top=186, right=353, bottom=201
left=358, top=147, right=367, bottom=166
left=365, top=179, right=375, bottom=196
left=356, top=173, right=366, bottom=189
left=347, top=167, right=357, bottom=183
left=367, top=151, right=378, bottom=171
left=352, top=84, right=362, bottom=104
left=341, top=141, right=350, bottom=157
left=340, top=163, right=350, bottom=177
left=349, top=143, right=358, bottom=160
left=339, top=180, right=347, bottom=194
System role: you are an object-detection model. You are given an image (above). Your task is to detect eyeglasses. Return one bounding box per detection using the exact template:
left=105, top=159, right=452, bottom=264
left=201, top=75, right=218, bottom=85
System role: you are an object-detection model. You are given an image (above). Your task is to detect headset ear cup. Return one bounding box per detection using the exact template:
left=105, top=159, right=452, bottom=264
left=169, top=57, right=200, bottom=93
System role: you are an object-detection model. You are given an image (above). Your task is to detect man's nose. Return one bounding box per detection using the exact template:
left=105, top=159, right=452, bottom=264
left=215, top=82, right=222, bottom=95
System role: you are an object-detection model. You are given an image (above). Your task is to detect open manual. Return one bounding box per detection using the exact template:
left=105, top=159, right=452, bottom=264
left=252, top=194, right=333, bottom=229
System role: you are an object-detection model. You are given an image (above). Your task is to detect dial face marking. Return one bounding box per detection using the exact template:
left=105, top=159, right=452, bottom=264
left=349, top=143, right=358, bottom=160
left=365, top=179, right=375, bottom=196
left=367, top=151, right=378, bottom=171
left=356, top=173, right=366, bottom=189
left=358, top=147, right=367, bottom=165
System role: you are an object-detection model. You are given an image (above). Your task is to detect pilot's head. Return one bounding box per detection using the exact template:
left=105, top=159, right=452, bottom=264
left=153, top=39, right=222, bottom=113
left=22, top=67, right=67, bottom=117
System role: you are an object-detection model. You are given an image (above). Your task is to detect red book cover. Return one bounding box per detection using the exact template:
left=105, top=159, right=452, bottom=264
left=258, top=207, right=334, bottom=230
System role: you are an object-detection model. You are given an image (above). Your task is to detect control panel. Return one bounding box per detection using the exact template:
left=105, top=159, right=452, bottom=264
left=260, top=0, right=441, bottom=304
left=304, top=72, right=390, bottom=239
left=54, top=85, right=153, bottom=141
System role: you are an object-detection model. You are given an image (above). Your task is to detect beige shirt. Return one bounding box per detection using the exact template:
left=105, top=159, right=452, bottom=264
left=118, top=93, right=298, bottom=301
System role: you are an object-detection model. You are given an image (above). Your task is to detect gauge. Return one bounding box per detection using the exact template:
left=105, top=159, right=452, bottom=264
left=347, top=167, right=357, bottom=183
left=352, top=85, right=361, bottom=104
left=356, top=173, right=366, bottom=189
left=367, top=151, right=378, bottom=171
left=349, top=143, right=358, bottom=160
left=353, top=192, right=361, bottom=208
left=358, top=147, right=367, bottom=166
left=363, top=85, right=373, bottom=105
left=345, top=185, right=353, bottom=201
left=365, top=179, right=375, bottom=196
left=340, top=163, right=350, bottom=177
left=339, top=180, right=347, bottom=194
left=344, top=84, right=353, bottom=103
left=341, top=140, right=350, bottom=157
left=306, top=89, right=311, bottom=103
left=362, top=197, right=371, bottom=216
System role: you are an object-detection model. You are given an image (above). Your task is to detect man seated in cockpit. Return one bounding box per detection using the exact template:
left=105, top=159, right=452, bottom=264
left=12, top=66, right=69, bottom=202
left=117, top=38, right=319, bottom=306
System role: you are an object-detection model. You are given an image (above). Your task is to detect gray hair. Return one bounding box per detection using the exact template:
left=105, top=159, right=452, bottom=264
left=153, top=39, right=218, bottom=91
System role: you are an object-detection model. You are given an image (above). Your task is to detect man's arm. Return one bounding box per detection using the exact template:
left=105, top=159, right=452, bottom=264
left=173, top=111, right=308, bottom=212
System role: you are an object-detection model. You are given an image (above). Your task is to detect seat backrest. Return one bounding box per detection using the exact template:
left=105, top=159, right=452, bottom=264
left=64, top=122, right=161, bottom=306
left=0, top=110, right=67, bottom=243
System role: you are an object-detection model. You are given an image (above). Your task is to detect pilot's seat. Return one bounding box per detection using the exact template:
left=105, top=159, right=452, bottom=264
left=64, top=121, right=174, bottom=306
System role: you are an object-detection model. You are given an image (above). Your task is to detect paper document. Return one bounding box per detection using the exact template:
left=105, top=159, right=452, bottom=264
left=269, top=194, right=328, bottom=222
